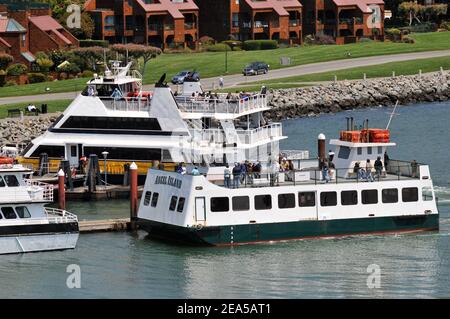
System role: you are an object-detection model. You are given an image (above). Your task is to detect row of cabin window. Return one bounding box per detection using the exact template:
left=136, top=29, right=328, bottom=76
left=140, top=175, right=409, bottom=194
left=0, top=175, right=20, bottom=187
left=143, top=191, right=186, bottom=213
left=338, top=146, right=383, bottom=159
left=210, top=187, right=426, bottom=212
left=0, top=206, right=31, bottom=219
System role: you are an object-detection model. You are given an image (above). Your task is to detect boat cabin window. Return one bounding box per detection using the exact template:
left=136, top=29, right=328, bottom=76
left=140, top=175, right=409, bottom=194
left=422, top=187, right=433, bottom=201
left=177, top=197, right=186, bottom=213
left=1, top=207, right=17, bottom=219
left=211, top=197, right=229, bottom=212
left=15, top=206, right=31, bottom=218
left=151, top=193, right=159, bottom=207
left=357, top=147, right=362, bottom=155
left=255, top=195, right=272, bottom=210
left=4, top=175, right=19, bottom=187
left=169, top=196, right=178, bottom=211
left=382, top=188, right=398, bottom=203
left=144, top=191, right=152, bottom=206
left=362, top=189, right=378, bottom=204
left=299, top=192, right=315, bottom=207
left=402, top=187, right=418, bottom=202
left=320, top=192, right=337, bottom=206
left=232, top=196, right=250, bottom=211
left=377, top=146, right=383, bottom=154
left=367, top=147, right=372, bottom=155
left=61, top=117, right=162, bottom=131
left=31, top=145, right=65, bottom=158
left=338, top=146, right=350, bottom=159
left=0, top=176, right=5, bottom=187
left=278, top=193, right=295, bottom=209
left=341, top=190, right=358, bottom=206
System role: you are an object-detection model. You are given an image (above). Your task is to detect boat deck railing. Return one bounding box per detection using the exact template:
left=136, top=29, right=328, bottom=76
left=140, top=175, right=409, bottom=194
left=176, top=94, right=268, bottom=115
left=25, top=179, right=54, bottom=202
left=198, top=162, right=424, bottom=189
left=101, top=97, right=151, bottom=112
left=44, top=207, right=78, bottom=224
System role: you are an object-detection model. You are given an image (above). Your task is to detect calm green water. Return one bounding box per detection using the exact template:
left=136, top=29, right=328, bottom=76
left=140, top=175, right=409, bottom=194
left=1, top=101, right=450, bottom=298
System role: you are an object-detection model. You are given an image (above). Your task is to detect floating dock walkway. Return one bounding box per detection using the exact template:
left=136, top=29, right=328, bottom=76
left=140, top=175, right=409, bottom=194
left=79, top=218, right=130, bottom=233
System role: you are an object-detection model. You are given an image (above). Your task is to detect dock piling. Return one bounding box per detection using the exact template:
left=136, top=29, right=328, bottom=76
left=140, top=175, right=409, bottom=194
left=130, top=162, right=138, bottom=230
left=58, top=169, right=65, bottom=210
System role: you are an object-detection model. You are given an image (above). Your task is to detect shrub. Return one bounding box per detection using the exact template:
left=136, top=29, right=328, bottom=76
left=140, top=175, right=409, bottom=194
left=59, top=72, right=68, bottom=80
left=6, top=63, right=28, bottom=76
left=401, top=22, right=438, bottom=33
left=304, top=34, right=335, bottom=45
left=232, top=46, right=243, bottom=51
left=386, top=28, right=401, bottom=36
left=221, top=40, right=242, bottom=50
left=358, top=37, right=373, bottom=43
left=79, top=39, right=109, bottom=48
left=34, top=51, right=49, bottom=60
left=0, top=53, right=13, bottom=70
left=27, top=72, right=47, bottom=83
left=58, top=63, right=81, bottom=75
left=243, top=40, right=278, bottom=51
left=36, top=58, right=54, bottom=73
left=81, top=70, right=94, bottom=78
left=402, top=36, right=416, bottom=44
left=4, top=80, right=17, bottom=86
left=199, top=36, right=215, bottom=46
left=0, top=69, right=5, bottom=86
left=205, top=43, right=230, bottom=52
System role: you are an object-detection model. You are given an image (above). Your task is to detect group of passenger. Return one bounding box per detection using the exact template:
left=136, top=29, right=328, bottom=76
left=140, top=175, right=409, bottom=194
left=224, top=161, right=263, bottom=188
left=353, top=153, right=388, bottom=182
left=319, top=151, right=336, bottom=183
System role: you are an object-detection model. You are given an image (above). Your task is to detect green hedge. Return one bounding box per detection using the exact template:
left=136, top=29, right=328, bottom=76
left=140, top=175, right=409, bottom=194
left=79, top=39, right=109, bottom=48
left=28, top=72, right=47, bottom=84
left=221, top=40, right=242, bottom=50
left=243, top=40, right=278, bottom=51
left=205, top=43, right=231, bottom=52
left=6, top=63, right=27, bottom=76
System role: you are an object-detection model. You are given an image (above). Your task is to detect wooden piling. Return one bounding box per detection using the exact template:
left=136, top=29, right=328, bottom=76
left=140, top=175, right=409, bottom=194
left=58, top=169, right=65, bottom=210
left=130, top=162, right=138, bottom=230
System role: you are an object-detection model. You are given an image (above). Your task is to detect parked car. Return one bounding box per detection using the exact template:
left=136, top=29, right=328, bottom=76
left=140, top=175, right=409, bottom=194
left=171, top=70, right=200, bottom=84
left=242, top=62, right=270, bottom=76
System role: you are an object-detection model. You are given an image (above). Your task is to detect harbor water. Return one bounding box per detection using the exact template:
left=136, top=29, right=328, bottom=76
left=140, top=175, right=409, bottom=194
left=1, top=101, right=450, bottom=298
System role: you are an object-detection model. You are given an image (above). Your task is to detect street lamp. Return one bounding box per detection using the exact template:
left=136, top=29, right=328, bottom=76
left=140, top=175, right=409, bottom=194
left=225, top=41, right=238, bottom=73
left=102, top=151, right=109, bottom=186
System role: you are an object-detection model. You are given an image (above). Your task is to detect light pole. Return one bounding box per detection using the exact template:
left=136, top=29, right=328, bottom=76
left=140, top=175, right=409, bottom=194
left=102, top=151, right=109, bottom=186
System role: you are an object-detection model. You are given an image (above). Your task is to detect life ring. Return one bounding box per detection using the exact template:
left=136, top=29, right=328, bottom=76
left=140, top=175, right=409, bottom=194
left=195, top=224, right=203, bottom=230
left=0, top=157, right=14, bottom=165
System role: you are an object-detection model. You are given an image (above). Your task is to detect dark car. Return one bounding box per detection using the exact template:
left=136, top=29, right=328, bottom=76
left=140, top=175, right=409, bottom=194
left=242, top=62, right=270, bottom=76
left=171, top=70, right=200, bottom=84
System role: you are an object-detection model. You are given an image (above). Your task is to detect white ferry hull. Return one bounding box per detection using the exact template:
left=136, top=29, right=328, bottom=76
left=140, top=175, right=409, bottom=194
left=0, top=232, right=79, bottom=254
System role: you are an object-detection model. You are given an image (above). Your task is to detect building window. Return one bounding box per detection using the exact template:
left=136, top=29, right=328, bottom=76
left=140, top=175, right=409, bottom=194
left=144, top=191, right=152, bottom=206
left=15, top=206, right=31, bottom=218
left=22, top=34, right=26, bottom=47
left=151, top=192, right=159, bottom=207
left=255, top=195, right=272, bottom=210
left=4, top=175, right=19, bottom=187
left=320, top=192, right=337, bottom=206
left=232, top=13, right=239, bottom=27
left=362, top=189, right=378, bottom=204
left=341, top=190, right=358, bottom=206
left=1, top=207, right=16, bottom=219
left=338, top=146, right=350, bottom=159
left=105, top=15, right=114, bottom=25
left=177, top=197, right=186, bottom=213
left=299, top=192, right=315, bottom=207
left=402, top=187, right=418, bottom=202
left=169, top=196, right=178, bottom=211
left=422, top=187, right=433, bottom=201
left=232, top=196, right=249, bottom=211
left=211, top=197, right=229, bottom=212
left=382, top=188, right=398, bottom=203
left=278, top=193, right=295, bottom=209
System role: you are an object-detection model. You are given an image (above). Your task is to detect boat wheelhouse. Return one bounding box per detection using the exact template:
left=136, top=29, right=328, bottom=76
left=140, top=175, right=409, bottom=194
left=136, top=124, right=439, bottom=246
left=0, top=164, right=78, bottom=254
left=19, top=61, right=281, bottom=183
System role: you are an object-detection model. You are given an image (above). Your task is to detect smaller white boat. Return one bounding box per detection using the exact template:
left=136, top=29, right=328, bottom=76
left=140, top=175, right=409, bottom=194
left=0, top=163, right=79, bottom=254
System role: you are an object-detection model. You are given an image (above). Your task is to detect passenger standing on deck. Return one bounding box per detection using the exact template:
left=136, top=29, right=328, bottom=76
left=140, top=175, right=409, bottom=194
left=365, top=159, right=374, bottom=182
left=239, top=161, right=247, bottom=184
left=384, top=151, right=390, bottom=171
left=374, top=156, right=383, bottom=178
left=224, top=165, right=231, bottom=188
left=191, top=166, right=200, bottom=176
left=232, top=163, right=240, bottom=188
left=322, top=163, right=330, bottom=183
left=411, top=160, right=418, bottom=178
left=181, top=163, right=187, bottom=175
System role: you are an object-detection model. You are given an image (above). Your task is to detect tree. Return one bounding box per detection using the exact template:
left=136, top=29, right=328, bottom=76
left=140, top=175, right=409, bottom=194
left=0, top=53, right=13, bottom=70
left=398, top=2, right=423, bottom=26
left=70, top=46, right=109, bottom=71
left=111, top=44, right=162, bottom=78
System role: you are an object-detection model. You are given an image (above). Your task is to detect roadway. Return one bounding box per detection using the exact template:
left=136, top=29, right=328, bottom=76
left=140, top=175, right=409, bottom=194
left=0, top=49, right=449, bottom=106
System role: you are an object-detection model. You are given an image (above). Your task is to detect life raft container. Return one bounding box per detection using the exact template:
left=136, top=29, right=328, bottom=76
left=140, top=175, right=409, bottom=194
left=361, top=129, right=390, bottom=143
left=339, top=130, right=361, bottom=143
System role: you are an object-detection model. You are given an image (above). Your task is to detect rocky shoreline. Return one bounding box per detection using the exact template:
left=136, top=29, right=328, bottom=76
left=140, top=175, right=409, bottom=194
left=0, top=71, right=449, bottom=148
left=265, top=71, right=450, bottom=121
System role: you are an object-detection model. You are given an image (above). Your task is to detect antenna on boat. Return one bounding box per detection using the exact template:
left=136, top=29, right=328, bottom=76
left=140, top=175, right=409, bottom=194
left=386, top=100, right=400, bottom=130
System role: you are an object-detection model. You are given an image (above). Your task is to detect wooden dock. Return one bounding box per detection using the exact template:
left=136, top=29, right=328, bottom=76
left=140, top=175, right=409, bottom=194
left=61, top=185, right=144, bottom=201
left=79, top=218, right=131, bottom=232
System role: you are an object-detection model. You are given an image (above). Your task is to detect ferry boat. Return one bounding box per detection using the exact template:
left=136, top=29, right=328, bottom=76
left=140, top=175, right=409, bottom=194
left=19, top=61, right=278, bottom=183
left=0, top=164, right=79, bottom=254
left=136, top=120, right=439, bottom=246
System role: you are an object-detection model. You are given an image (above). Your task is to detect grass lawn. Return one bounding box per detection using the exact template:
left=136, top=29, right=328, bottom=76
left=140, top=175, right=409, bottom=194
left=0, top=99, right=71, bottom=119
left=244, top=55, right=450, bottom=85
left=0, top=32, right=449, bottom=98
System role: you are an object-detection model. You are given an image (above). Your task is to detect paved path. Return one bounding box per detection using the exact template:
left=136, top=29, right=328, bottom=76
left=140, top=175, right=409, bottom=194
left=0, top=50, right=449, bottom=106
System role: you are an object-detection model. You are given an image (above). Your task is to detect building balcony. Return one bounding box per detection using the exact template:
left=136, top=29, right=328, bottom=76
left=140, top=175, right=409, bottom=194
left=148, top=23, right=175, bottom=32
left=289, top=19, right=301, bottom=27
left=184, top=22, right=196, bottom=30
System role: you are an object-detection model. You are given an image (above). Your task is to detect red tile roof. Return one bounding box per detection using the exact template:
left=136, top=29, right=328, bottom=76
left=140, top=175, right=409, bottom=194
left=333, top=0, right=384, bottom=13
left=244, top=0, right=302, bottom=16
left=28, top=15, right=73, bottom=45
left=135, top=0, right=198, bottom=19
